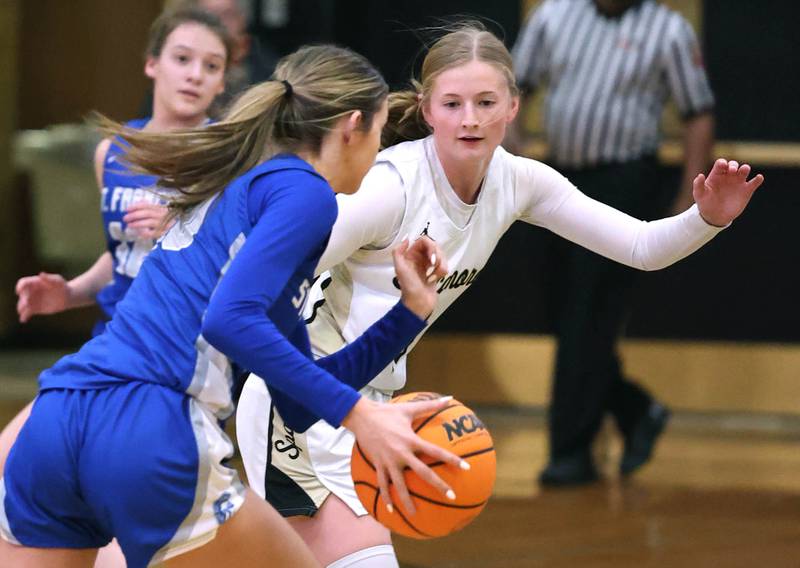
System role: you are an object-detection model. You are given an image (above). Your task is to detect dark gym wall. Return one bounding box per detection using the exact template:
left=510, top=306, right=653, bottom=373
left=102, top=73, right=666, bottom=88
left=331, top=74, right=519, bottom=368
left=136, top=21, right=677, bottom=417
left=704, top=0, right=800, bottom=142
left=332, top=0, right=522, bottom=88
left=18, top=0, right=163, bottom=129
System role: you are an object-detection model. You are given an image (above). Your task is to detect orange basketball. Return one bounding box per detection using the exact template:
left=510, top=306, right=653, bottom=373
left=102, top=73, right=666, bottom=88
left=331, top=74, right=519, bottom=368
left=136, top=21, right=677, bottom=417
left=351, top=392, right=496, bottom=539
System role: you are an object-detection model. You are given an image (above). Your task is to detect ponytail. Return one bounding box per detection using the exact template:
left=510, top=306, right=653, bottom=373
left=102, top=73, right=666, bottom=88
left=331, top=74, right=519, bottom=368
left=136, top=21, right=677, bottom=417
left=382, top=80, right=431, bottom=149
left=96, top=44, right=388, bottom=218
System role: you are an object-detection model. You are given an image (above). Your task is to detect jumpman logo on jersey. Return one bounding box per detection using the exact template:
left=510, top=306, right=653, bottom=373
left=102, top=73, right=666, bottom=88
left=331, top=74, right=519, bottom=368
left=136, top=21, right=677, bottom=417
left=420, top=221, right=434, bottom=240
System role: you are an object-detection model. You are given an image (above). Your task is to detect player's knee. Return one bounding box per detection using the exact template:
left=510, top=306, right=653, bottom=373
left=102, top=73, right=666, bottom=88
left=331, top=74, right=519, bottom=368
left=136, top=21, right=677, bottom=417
left=326, top=544, right=399, bottom=568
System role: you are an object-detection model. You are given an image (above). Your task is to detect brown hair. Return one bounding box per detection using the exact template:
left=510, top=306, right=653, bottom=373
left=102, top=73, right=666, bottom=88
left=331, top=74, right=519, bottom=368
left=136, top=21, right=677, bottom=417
left=145, top=5, right=234, bottom=69
left=383, top=21, right=519, bottom=148
left=98, top=45, right=388, bottom=218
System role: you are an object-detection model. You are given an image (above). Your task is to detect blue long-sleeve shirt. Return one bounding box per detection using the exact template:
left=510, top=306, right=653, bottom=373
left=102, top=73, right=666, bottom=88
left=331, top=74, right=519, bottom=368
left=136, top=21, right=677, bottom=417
left=40, top=155, right=425, bottom=429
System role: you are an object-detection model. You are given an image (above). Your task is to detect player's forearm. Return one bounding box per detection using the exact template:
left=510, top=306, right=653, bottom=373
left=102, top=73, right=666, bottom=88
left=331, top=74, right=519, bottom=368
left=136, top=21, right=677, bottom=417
left=66, top=252, right=114, bottom=308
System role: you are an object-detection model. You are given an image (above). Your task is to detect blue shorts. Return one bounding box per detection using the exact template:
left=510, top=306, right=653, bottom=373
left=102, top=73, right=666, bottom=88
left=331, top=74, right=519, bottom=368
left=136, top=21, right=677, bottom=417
left=0, top=382, right=245, bottom=568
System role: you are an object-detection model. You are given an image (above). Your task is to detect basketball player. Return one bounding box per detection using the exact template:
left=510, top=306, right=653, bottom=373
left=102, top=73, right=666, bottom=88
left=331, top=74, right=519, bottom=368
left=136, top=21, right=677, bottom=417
left=236, top=23, right=764, bottom=568
left=3, top=3, right=231, bottom=475
left=2, top=9, right=231, bottom=566
left=15, top=7, right=230, bottom=335
left=0, top=45, right=463, bottom=568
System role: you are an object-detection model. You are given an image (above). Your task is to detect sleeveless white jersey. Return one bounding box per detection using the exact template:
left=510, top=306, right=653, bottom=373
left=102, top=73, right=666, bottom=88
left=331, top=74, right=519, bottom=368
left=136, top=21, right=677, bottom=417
left=305, top=136, right=722, bottom=393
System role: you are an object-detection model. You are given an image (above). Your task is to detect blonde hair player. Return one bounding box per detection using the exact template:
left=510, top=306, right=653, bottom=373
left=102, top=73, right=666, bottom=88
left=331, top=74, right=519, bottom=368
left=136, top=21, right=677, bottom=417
left=0, top=44, right=464, bottom=568
left=236, top=22, right=764, bottom=568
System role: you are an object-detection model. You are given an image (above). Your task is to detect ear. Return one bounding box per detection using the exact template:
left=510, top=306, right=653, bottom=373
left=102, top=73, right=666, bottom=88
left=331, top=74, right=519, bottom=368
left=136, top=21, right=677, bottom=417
left=420, top=98, right=433, bottom=130
left=506, top=95, right=520, bottom=124
left=144, top=56, right=158, bottom=80
left=342, top=110, right=363, bottom=144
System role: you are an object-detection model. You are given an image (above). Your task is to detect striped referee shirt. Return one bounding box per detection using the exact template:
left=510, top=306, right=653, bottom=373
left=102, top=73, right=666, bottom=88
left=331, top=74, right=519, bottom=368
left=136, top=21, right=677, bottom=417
left=512, top=0, right=714, bottom=168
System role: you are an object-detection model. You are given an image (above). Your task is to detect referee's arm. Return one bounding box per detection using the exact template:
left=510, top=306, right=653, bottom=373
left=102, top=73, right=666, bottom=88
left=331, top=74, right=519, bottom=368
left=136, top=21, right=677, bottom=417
left=664, top=16, right=716, bottom=213
left=506, top=2, right=549, bottom=155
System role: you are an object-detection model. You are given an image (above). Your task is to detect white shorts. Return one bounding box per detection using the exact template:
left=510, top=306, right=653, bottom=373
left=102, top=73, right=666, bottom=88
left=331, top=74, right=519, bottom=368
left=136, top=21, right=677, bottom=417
left=236, top=374, right=391, bottom=517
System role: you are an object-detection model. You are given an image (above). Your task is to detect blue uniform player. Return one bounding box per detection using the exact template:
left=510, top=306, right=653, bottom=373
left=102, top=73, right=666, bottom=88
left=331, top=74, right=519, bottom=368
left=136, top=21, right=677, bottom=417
left=1, top=45, right=463, bottom=568
left=14, top=8, right=229, bottom=333
left=3, top=10, right=231, bottom=567
left=95, top=118, right=164, bottom=330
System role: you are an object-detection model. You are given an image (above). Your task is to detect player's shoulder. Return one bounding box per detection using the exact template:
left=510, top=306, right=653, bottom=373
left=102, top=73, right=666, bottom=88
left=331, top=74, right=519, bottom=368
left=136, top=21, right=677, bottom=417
left=495, top=147, right=568, bottom=186
left=250, top=156, right=335, bottom=214
left=375, top=138, right=427, bottom=182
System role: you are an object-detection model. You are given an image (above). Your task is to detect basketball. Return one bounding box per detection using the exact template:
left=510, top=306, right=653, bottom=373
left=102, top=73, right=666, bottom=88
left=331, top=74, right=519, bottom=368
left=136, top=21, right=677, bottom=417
left=351, top=392, right=496, bottom=539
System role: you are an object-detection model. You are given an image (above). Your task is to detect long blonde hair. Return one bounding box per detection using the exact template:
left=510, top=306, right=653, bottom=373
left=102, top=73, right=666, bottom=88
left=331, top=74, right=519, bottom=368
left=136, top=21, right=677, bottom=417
left=383, top=22, right=519, bottom=148
left=99, top=45, right=388, bottom=217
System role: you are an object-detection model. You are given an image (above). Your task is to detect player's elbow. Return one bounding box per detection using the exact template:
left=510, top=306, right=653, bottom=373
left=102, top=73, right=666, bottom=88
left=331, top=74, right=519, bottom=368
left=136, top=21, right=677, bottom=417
left=201, top=302, right=232, bottom=353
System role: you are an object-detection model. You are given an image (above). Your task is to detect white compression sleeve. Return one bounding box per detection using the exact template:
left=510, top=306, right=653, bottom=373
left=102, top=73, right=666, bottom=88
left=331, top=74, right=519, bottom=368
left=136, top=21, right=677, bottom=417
left=514, top=158, right=725, bottom=271
left=316, top=163, right=406, bottom=275
left=326, top=545, right=400, bottom=568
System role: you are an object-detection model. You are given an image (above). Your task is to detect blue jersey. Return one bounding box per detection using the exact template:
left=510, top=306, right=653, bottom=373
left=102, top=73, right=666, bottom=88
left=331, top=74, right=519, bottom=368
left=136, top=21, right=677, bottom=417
left=96, top=118, right=164, bottom=321
left=39, top=155, right=425, bottom=430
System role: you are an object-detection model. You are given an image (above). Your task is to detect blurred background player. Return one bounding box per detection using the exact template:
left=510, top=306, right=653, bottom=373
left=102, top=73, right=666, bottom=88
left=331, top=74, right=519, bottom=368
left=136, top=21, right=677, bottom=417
left=509, top=0, right=716, bottom=485
left=161, top=0, right=279, bottom=113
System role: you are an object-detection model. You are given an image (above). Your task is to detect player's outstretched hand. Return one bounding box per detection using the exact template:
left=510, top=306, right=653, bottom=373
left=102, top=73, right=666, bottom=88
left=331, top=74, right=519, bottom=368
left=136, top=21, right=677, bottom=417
left=342, top=396, right=467, bottom=515
left=15, top=272, right=70, bottom=323
left=392, top=236, right=448, bottom=319
left=694, top=159, right=764, bottom=227
left=123, top=201, right=173, bottom=239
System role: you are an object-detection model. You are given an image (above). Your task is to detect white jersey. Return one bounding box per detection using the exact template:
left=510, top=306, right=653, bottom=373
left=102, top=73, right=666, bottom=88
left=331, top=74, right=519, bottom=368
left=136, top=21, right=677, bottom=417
left=305, top=136, right=722, bottom=393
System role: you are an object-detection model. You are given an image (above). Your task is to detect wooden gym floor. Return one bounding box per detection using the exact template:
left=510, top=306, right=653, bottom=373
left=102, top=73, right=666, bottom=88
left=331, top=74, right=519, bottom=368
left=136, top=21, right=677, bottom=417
left=1, top=351, right=799, bottom=567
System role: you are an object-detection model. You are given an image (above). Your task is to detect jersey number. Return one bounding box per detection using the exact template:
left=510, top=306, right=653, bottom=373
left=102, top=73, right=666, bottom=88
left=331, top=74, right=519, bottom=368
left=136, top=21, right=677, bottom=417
left=107, top=221, right=153, bottom=278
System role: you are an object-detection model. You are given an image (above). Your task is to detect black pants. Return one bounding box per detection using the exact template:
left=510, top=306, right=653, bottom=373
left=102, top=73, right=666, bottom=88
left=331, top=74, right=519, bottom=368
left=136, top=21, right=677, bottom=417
left=546, top=156, right=669, bottom=459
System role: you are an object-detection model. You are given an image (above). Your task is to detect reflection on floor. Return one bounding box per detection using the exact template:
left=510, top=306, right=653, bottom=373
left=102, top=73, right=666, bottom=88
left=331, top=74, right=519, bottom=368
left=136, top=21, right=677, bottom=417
left=1, top=350, right=799, bottom=567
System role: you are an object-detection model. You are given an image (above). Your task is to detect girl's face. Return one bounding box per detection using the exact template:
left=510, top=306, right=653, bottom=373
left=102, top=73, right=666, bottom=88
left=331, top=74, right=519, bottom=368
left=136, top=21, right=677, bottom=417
left=423, top=59, right=519, bottom=164
left=145, top=22, right=227, bottom=121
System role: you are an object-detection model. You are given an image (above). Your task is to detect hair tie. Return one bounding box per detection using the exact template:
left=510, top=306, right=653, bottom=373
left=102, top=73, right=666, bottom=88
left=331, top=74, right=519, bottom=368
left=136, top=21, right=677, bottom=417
left=281, top=79, right=293, bottom=98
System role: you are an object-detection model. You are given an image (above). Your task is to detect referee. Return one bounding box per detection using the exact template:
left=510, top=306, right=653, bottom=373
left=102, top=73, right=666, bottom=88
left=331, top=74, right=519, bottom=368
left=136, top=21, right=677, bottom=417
left=510, top=0, right=715, bottom=485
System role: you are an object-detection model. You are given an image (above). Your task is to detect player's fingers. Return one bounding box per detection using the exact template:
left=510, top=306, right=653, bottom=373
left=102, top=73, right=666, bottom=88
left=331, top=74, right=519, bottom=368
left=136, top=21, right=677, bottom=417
left=746, top=173, right=765, bottom=192
left=711, top=158, right=728, bottom=175
left=15, top=276, right=37, bottom=295
left=123, top=210, right=159, bottom=224
left=17, top=297, right=29, bottom=322
left=414, top=436, right=467, bottom=470
left=376, top=465, right=394, bottom=514
left=125, top=218, right=156, bottom=229
left=737, top=164, right=751, bottom=179
left=40, top=273, right=63, bottom=285
left=126, top=201, right=162, bottom=213
left=388, top=463, right=416, bottom=515
left=394, top=237, right=410, bottom=256
left=728, top=160, right=739, bottom=173
left=406, top=454, right=455, bottom=501
left=401, top=396, right=453, bottom=420
left=431, top=243, right=448, bottom=278
left=694, top=173, right=707, bottom=197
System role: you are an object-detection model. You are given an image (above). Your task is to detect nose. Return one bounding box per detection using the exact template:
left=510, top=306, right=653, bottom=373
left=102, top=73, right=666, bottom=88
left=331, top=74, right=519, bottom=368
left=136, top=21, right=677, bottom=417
left=187, top=61, right=203, bottom=84
left=462, top=103, right=479, bottom=129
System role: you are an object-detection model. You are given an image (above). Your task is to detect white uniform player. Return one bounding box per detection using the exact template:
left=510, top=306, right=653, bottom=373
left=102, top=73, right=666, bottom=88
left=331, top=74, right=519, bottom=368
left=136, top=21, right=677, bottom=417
left=237, top=134, right=724, bottom=516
